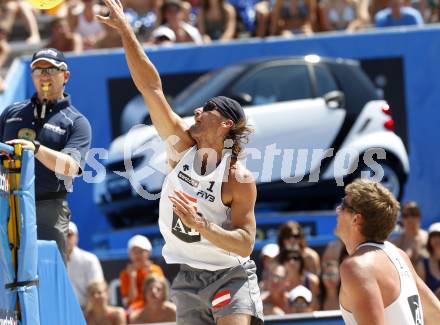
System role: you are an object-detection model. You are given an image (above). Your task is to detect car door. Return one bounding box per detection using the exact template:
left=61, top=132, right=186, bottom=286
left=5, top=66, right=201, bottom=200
left=229, top=61, right=346, bottom=184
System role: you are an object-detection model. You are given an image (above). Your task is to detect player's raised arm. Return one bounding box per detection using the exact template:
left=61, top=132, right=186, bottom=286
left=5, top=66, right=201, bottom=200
left=97, top=0, right=194, bottom=150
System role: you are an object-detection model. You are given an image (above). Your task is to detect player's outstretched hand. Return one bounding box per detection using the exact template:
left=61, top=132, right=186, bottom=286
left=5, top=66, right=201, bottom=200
left=96, top=0, right=128, bottom=32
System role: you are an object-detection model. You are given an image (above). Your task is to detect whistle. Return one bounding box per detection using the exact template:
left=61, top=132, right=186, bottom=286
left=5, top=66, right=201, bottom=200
left=42, top=83, right=49, bottom=93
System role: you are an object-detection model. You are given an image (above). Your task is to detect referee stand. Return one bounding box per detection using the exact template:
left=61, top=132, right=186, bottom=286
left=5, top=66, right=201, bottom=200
left=0, top=142, right=85, bottom=324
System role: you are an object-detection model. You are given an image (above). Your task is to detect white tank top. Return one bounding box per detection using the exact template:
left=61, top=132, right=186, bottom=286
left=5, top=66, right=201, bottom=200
left=159, top=146, right=249, bottom=271
left=75, top=12, right=104, bottom=38
left=340, top=241, right=424, bottom=325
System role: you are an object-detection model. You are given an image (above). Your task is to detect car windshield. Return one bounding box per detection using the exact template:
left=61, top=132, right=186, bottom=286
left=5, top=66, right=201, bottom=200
left=173, top=64, right=246, bottom=115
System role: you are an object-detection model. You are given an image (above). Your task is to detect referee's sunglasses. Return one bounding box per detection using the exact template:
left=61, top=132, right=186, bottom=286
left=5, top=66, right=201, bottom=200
left=32, top=67, right=65, bottom=76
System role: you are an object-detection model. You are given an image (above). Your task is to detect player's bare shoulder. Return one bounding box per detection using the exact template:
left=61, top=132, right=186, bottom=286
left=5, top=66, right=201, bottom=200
left=164, top=132, right=195, bottom=170
left=340, top=253, right=373, bottom=285
left=341, top=246, right=391, bottom=285
left=228, top=158, right=256, bottom=187
left=340, top=254, right=365, bottom=274
left=221, top=158, right=256, bottom=206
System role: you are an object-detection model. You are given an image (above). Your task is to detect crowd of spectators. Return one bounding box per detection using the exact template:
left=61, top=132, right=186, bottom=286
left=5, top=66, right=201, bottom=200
left=65, top=200, right=439, bottom=324
left=67, top=230, right=173, bottom=324
left=0, top=0, right=437, bottom=91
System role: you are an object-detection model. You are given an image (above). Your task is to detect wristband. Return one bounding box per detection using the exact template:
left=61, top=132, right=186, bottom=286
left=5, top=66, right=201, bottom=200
left=33, top=140, right=41, bottom=154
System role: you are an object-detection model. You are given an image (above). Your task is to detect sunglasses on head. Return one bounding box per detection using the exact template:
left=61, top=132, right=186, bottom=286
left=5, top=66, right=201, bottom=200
left=32, top=67, right=65, bottom=76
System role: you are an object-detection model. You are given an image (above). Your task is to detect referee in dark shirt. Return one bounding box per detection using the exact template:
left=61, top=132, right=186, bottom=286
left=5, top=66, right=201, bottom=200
left=0, top=48, right=91, bottom=261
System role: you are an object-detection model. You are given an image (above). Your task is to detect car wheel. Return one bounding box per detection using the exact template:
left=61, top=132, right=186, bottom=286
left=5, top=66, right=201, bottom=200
left=378, top=163, right=403, bottom=199
left=349, top=159, right=405, bottom=200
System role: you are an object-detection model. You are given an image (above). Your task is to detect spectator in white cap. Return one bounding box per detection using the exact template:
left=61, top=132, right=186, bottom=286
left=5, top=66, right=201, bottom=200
left=262, top=243, right=280, bottom=259
left=119, top=235, right=164, bottom=309
left=287, top=285, right=313, bottom=313
left=259, top=243, right=279, bottom=290
left=66, top=221, right=105, bottom=310
left=416, top=222, right=440, bottom=299
left=149, top=25, right=176, bottom=45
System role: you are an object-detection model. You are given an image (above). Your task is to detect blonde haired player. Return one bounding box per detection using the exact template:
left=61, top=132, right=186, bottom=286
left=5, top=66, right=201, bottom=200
left=336, top=179, right=440, bottom=325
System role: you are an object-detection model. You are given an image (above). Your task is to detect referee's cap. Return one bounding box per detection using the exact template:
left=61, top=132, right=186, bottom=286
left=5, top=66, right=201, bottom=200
left=31, top=48, right=68, bottom=70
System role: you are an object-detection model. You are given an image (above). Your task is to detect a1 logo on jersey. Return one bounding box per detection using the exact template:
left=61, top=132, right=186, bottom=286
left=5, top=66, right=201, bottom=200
left=407, top=295, right=422, bottom=325
left=171, top=212, right=201, bottom=243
